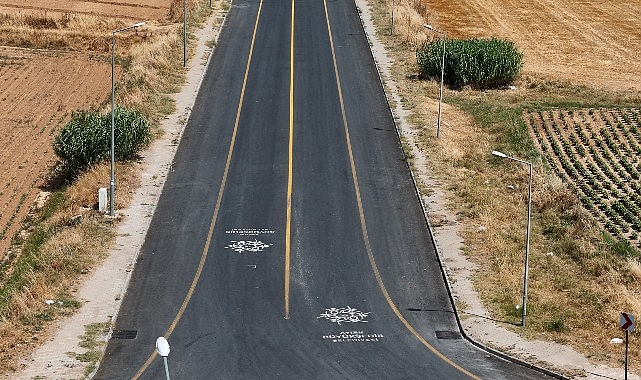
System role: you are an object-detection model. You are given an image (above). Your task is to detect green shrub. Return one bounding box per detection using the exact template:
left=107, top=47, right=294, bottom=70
left=417, top=38, right=523, bottom=90
left=53, top=106, right=151, bottom=174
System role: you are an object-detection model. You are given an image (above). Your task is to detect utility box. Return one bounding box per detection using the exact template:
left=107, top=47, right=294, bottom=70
left=98, top=188, right=108, bottom=213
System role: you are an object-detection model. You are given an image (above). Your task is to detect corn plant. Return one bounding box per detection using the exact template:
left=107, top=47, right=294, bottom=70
left=417, top=38, right=523, bottom=90
left=53, top=106, right=150, bottom=175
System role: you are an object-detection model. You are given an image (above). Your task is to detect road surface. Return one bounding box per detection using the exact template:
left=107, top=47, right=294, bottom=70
left=95, top=0, right=556, bottom=378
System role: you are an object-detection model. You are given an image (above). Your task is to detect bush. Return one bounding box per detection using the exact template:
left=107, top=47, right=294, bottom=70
left=417, top=38, right=523, bottom=90
left=53, top=106, right=151, bottom=174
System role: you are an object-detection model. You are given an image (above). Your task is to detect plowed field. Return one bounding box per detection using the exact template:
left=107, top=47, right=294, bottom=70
left=0, top=47, right=112, bottom=260
left=422, top=0, right=641, bottom=91
left=0, top=0, right=172, bottom=21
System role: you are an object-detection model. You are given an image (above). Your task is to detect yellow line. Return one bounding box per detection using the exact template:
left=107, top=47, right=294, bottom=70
left=284, top=0, right=295, bottom=320
left=321, top=2, right=479, bottom=379
left=131, top=1, right=265, bottom=377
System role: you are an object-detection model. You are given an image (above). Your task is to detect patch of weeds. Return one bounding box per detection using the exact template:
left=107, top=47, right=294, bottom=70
left=0, top=227, right=50, bottom=313
left=448, top=95, right=538, bottom=159
left=0, top=190, right=66, bottom=314
left=496, top=296, right=523, bottom=324
left=38, top=190, right=66, bottom=222
left=574, top=288, right=606, bottom=312
left=543, top=316, right=570, bottom=333
left=69, top=321, right=111, bottom=377
left=602, top=231, right=639, bottom=259
left=553, top=238, right=583, bottom=262
left=34, top=312, right=53, bottom=322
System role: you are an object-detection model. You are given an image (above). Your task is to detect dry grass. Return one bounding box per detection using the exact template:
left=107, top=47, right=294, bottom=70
left=0, top=0, right=218, bottom=374
left=368, top=0, right=641, bottom=373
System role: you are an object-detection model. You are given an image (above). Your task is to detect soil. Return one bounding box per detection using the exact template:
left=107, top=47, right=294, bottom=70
left=6, top=1, right=641, bottom=380
left=421, top=0, right=641, bottom=92
left=11, top=10, right=223, bottom=379
left=0, top=0, right=173, bottom=21
left=0, top=47, right=113, bottom=273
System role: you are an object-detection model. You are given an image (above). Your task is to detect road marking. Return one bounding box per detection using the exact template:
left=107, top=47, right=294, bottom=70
left=225, top=239, right=272, bottom=253
left=321, top=1, right=479, bottom=379
left=317, top=306, right=370, bottom=324
left=284, top=0, right=295, bottom=320
left=131, top=0, right=265, bottom=377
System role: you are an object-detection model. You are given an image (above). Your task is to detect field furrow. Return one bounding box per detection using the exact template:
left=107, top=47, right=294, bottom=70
left=527, top=108, right=641, bottom=242
left=0, top=0, right=171, bottom=21
left=0, top=47, right=112, bottom=259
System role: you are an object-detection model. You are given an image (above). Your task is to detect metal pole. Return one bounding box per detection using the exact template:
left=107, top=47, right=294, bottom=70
left=423, top=25, right=446, bottom=138
left=436, top=33, right=445, bottom=138
left=110, top=22, right=145, bottom=217
left=625, top=329, right=629, bottom=380
left=163, top=356, right=171, bottom=380
left=522, top=161, right=532, bottom=327
left=184, top=0, right=187, bottom=68
left=110, top=31, right=116, bottom=217
left=491, top=151, right=533, bottom=327
left=390, top=0, right=394, bottom=35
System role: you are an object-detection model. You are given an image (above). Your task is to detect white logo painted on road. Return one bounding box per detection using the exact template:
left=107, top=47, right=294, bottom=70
left=317, top=306, right=370, bottom=325
left=225, top=240, right=272, bottom=253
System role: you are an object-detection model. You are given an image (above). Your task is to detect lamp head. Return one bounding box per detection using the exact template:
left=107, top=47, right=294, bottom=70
left=156, top=337, right=170, bottom=357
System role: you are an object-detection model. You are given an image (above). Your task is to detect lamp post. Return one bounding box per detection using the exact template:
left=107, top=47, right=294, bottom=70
left=423, top=24, right=445, bottom=138
left=111, top=21, right=145, bottom=217
left=184, top=0, right=187, bottom=68
left=391, top=0, right=395, bottom=35
left=492, top=150, right=532, bottom=327
left=156, top=337, right=171, bottom=380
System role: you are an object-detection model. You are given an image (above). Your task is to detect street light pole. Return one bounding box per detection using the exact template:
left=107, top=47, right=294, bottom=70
left=492, top=150, right=532, bottom=327
left=391, top=0, right=394, bottom=35
left=156, top=337, right=171, bottom=380
left=111, top=21, right=145, bottom=217
left=423, top=24, right=445, bottom=138
left=184, top=0, right=187, bottom=68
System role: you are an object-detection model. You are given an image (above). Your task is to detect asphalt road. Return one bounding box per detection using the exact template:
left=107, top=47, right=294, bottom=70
left=95, top=0, right=556, bottom=378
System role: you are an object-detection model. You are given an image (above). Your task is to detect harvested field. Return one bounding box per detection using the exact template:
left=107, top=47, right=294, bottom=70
left=421, top=0, right=641, bottom=91
left=0, top=0, right=173, bottom=21
left=0, top=47, right=112, bottom=269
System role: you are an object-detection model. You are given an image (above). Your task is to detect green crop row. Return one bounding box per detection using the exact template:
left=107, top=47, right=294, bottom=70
left=527, top=109, right=641, bottom=243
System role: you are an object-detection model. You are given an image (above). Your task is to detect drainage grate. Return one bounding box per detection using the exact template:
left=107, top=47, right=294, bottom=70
left=111, top=330, right=138, bottom=340
left=435, top=330, right=461, bottom=340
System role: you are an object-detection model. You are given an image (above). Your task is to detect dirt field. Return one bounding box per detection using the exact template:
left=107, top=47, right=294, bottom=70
left=0, top=47, right=113, bottom=267
left=0, top=0, right=176, bottom=282
left=422, top=0, right=641, bottom=91
left=0, top=0, right=173, bottom=21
